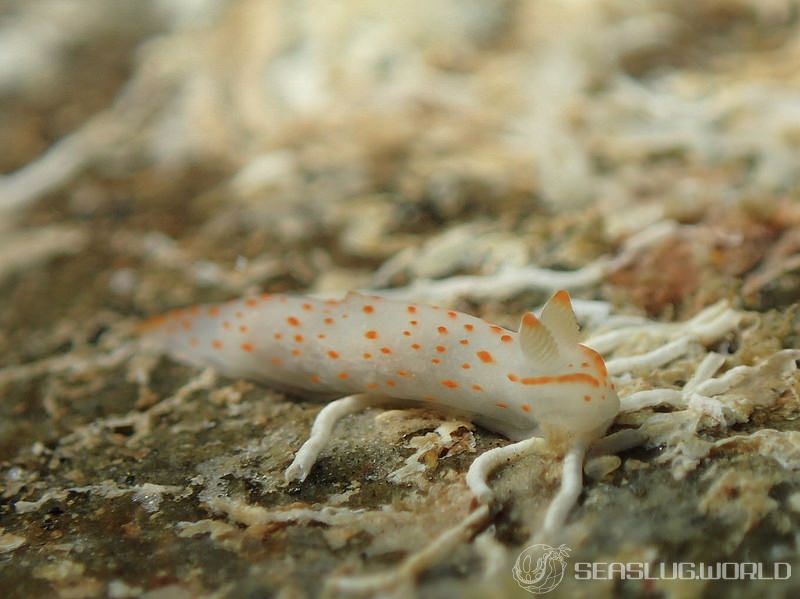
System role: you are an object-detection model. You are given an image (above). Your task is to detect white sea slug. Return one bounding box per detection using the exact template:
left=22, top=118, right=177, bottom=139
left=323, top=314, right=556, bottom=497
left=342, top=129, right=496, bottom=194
left=141, top=290, right=618, bottom=440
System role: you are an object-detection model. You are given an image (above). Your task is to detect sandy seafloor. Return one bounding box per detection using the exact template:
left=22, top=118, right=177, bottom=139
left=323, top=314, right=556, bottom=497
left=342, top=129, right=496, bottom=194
left=2, top=1, right=800, bottom=597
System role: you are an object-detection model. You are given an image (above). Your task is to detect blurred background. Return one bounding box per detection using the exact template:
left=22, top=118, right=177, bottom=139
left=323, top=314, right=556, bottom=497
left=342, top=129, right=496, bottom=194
left=3, top=0, right=800, bottom=329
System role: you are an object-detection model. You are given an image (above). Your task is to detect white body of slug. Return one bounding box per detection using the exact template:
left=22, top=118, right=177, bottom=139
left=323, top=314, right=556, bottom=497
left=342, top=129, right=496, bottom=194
left=140, top=290, right=619, bottom=442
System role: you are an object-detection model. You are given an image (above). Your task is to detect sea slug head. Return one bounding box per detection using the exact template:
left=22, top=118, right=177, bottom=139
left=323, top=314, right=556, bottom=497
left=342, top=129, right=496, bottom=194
left=518, top=290, right=620, bottom=441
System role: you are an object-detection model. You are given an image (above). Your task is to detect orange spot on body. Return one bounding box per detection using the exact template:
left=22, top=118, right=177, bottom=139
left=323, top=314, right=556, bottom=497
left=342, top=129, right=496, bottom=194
left=461, top=363, right=471, bottom=370
left=477, top=351, right=494, bottom=363
left=407, top=305, right=417, bottom=314
left=441, top=380, right=459, bottom=389
left=500, top=335, right=512, bottom=343
left=291, top=349, right=301, bottom=356
left=274, top=332, right=282, bottom=340
left=380, top=347, right=392, bottom=354
left=212, top=340, right=223, bottom=349
left=302, top=303, right=313, bottom=311
left=138, top=315, right=166, bottom=331
left=338, top=372, right=349, bottom=379
left=459, top=339, right=469, bottom=345
left=437, top=326, right=448, bottom=334
left=328, top=350, right=339, bottom=359
left=490, top=325, right=504, bottom=334
left=522, top=313, right=540, bottom=329
left=386, top=379, right=396, bottom=387
left=208, top=306, right=220, bottom=317
left=447, top=311, right=457, bottom=319
left=464, top=324, right=474, bottom=332
left=397, top=370, right=410, bottom=377
left=403, top=330, right=411, bottom=336
left=310, top=375, right=321, bottom=383
left=240, top=325, right=249, bottom=333
left=241, top=343, right=254, bottom=352
left=294, top=334, right=304, bottom=343
left=317, top=333, right=326, bottom=339
left=324, top=318, right=334, bottom=325
left=363, top=352, right=373, bottom=360
left=553, top=290, right=571, bottom=305
left=496, top=402, right=509, bottom=409
left=363, top=305, right=375, bottom=314
left=365, top=330, right=378, bottom=339
left=245, top=298, right=258, bottom=307
left=436, top=345, right=446, bottom=353
left=472, top=384, right=483, bottom=392
left=431, top=358, right=441, bottom=364
left=287, top=317, right=300, bottom=327
left=507, top=373, right=519, bottom=382
left=581, top=362, right=589, bottom=368
left=261, top=293, right=271, bottom=301
left=411, top=343, right=421, bottom=350
left=409, top=320, right=418, bottom=326
left=583, top=395, right=591, bottom=402
left=521, top=404, right=532, bottom=413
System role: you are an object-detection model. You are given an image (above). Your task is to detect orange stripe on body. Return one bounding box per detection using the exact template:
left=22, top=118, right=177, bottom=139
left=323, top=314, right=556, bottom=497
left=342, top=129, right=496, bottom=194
left=519, top=373, right=600, bottom=387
